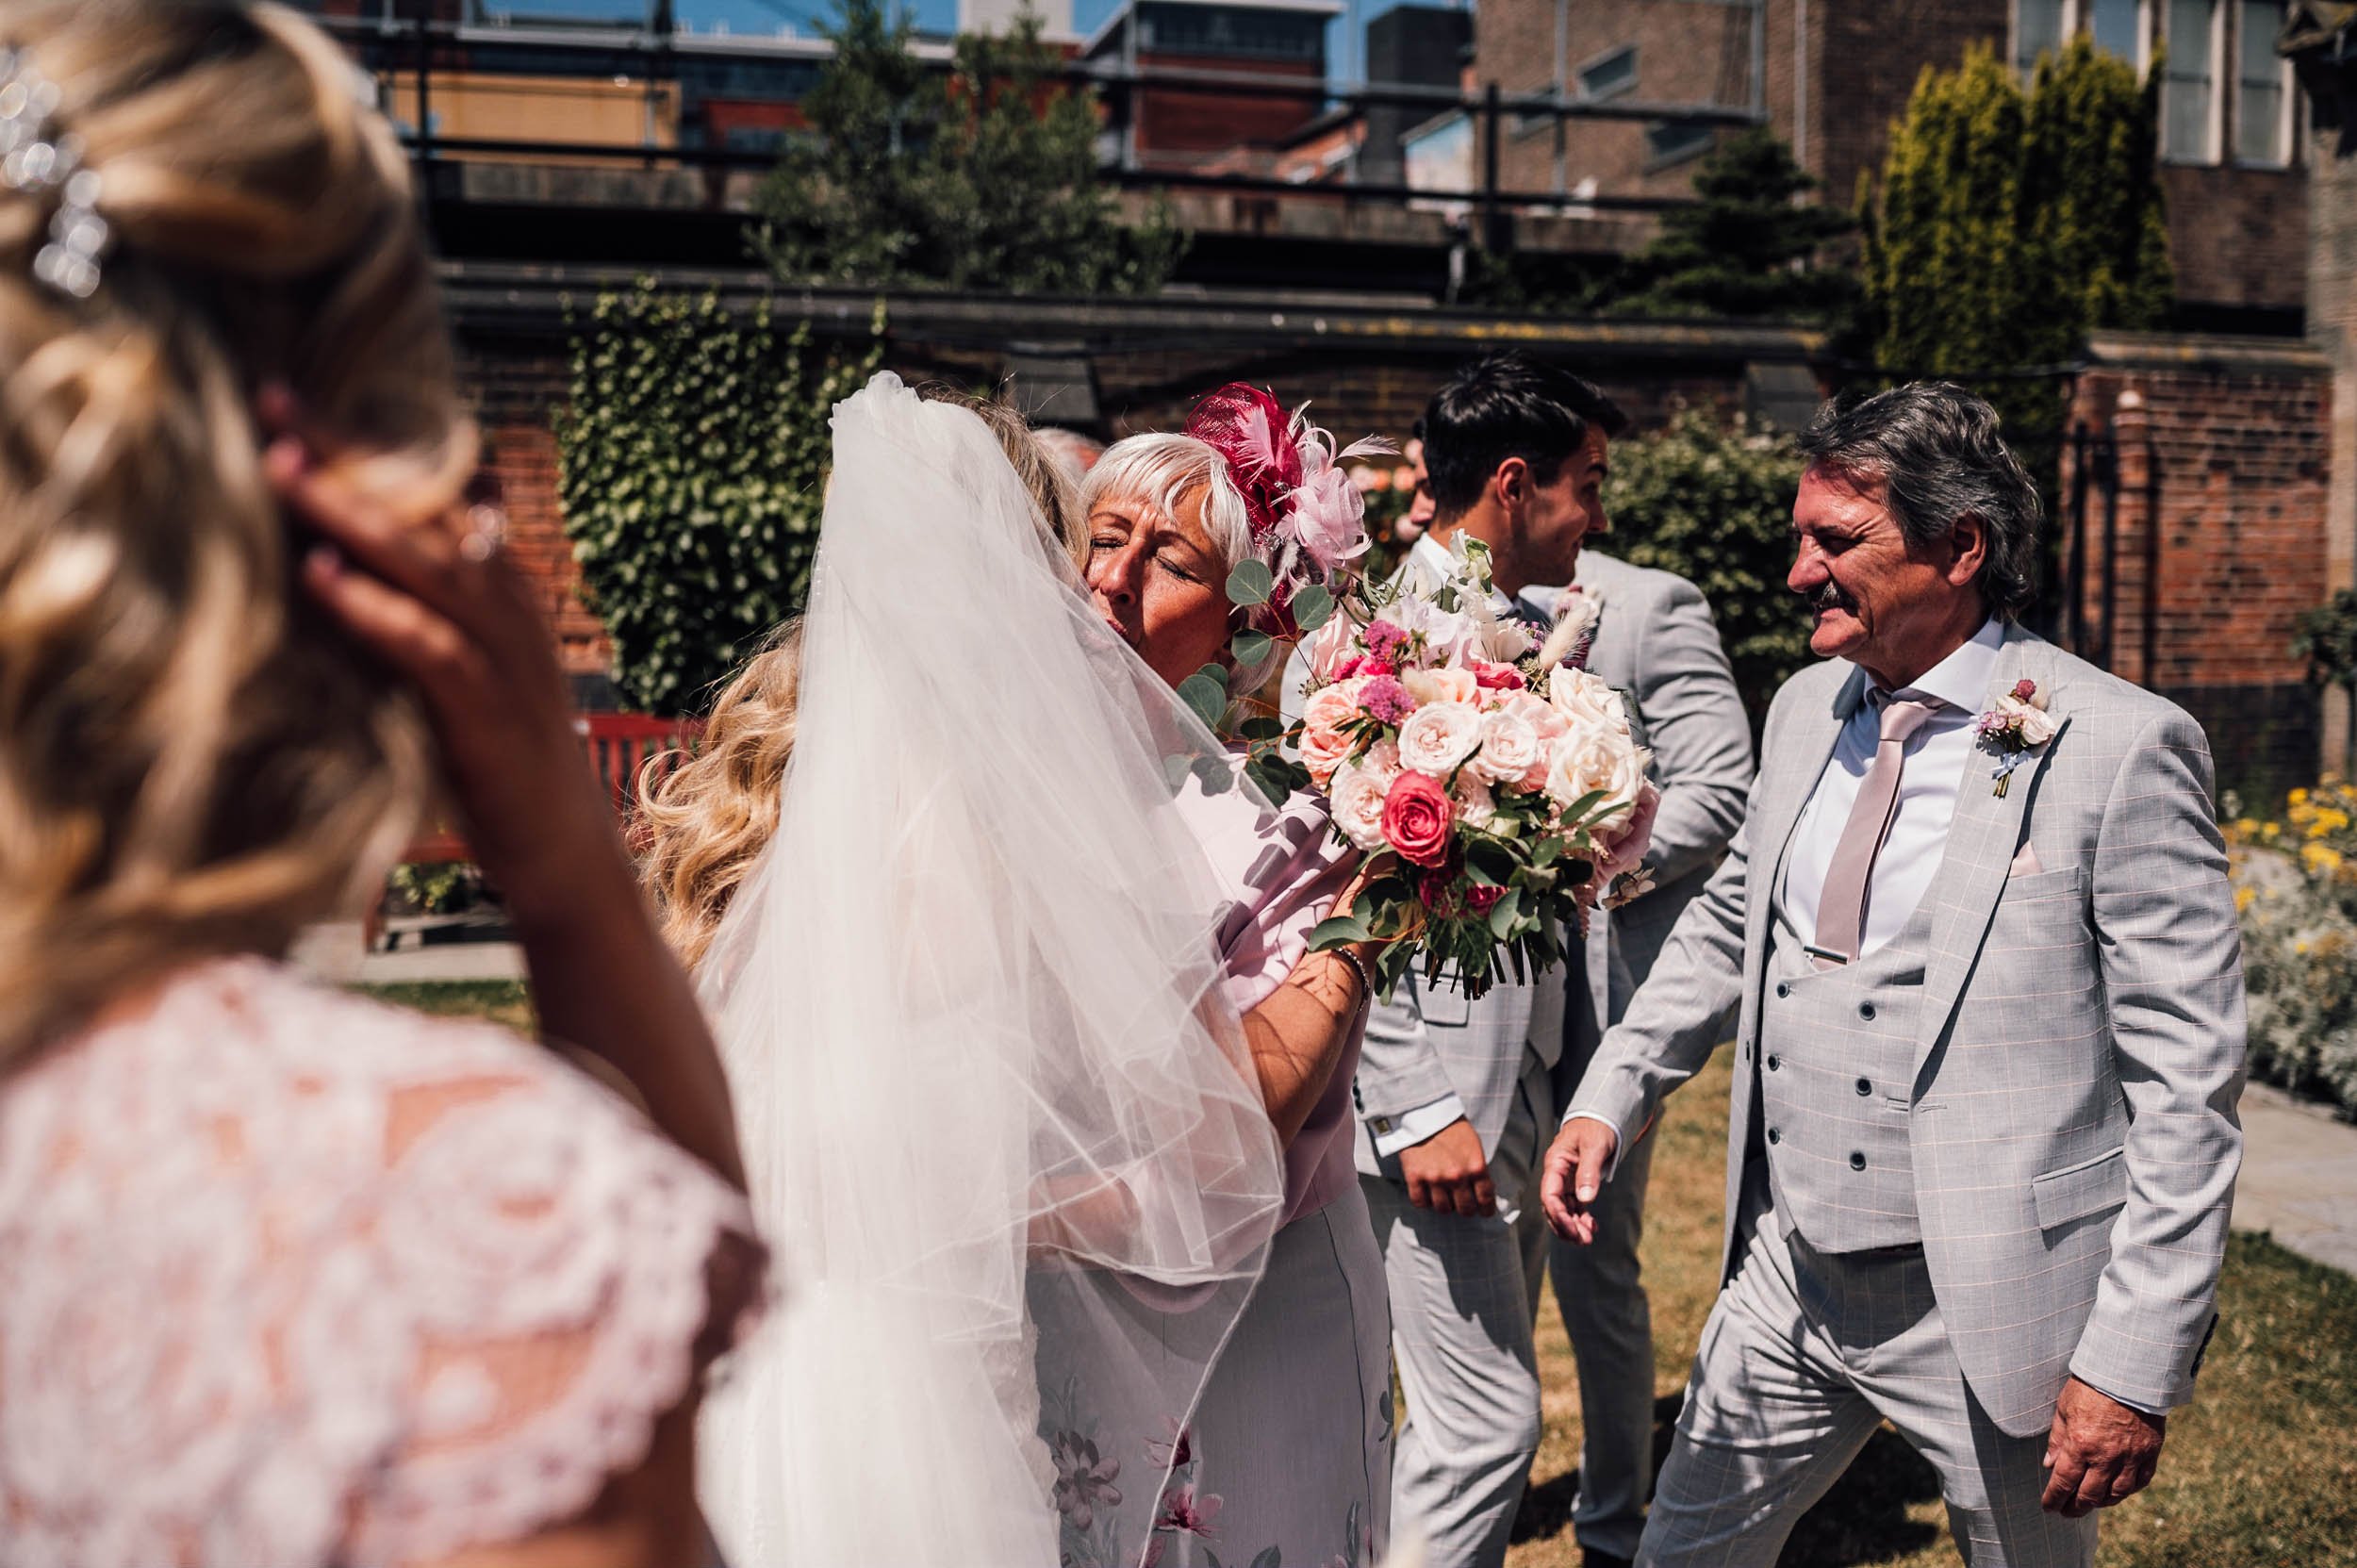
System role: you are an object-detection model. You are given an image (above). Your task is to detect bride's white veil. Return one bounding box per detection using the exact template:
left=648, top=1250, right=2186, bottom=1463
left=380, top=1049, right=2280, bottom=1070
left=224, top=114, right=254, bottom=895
left=698, top=373, right=1286, bottom=1567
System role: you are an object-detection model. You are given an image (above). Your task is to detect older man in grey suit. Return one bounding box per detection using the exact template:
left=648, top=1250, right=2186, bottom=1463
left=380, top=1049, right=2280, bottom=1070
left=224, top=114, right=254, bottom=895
left=1344, top=355, right=1752, bottom=1568
left=1542, top=382, right=2246, bottom=1567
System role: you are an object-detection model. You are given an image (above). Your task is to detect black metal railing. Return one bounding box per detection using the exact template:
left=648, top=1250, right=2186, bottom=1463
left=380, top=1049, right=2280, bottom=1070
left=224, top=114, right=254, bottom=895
left=314, top=12, right=1763, bottom=217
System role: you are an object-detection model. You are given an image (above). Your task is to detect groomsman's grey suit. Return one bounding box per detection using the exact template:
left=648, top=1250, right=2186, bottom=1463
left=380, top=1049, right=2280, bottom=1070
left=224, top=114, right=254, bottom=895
left=1525, top=548, right=1751, bottom=1563
left=1564, top=620, right=2246, bottom=1566
left=1349, top=536, right=1751, bottom=1567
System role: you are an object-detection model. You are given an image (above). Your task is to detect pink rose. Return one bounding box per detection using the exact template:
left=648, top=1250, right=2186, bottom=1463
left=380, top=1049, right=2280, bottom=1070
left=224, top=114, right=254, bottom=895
left=1469, top=707, right=1542, bottom=787
left=1299, top=681, right=1365, bottom=785
left=1470, top=658, right=1525, bottom=691
left=2012, top=677, right=2039, bottom=703
left=1465, top=883, right=1506, bottom=914
left=1304, top=608, right=1361, bottom=683
left=1594, top=780, right=1661, bottom=883
left=1382, top=770, right=1456, bottom=867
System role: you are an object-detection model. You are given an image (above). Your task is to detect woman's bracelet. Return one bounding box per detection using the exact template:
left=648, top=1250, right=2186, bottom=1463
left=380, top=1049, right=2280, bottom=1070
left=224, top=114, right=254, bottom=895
left=1328, top=944, right=1376, bottom=1009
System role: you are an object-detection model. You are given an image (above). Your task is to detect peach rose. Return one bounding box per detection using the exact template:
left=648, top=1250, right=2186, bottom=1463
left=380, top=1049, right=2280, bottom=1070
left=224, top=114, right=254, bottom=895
left=1330, top=760, right=1393, bottom=852
left=1299, top=680, right=1365, bottom=785
left=1402, top=666, right=1480, bottom=707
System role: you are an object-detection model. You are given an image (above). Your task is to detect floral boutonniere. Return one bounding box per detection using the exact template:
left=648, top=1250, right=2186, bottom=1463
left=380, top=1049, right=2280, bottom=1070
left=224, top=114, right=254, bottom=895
left=1975, top=678, right=2058, bottom=797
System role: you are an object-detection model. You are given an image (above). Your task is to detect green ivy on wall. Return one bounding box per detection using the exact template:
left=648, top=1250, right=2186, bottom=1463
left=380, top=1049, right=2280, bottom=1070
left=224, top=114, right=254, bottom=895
left=556, top=284, right=882, bottom=713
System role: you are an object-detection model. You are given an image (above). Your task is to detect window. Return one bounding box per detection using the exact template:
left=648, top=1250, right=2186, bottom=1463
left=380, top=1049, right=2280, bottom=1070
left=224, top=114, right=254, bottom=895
left=2163, top=0, right=2220, bottom=160
left=1578, top=44, right=1638, bottom=103
left=2088, top=0, right=2145, bottom=61
left=1645, top=118, right=1713, bottom=166
left=2234, top=0, right=2292, bottom=163
left=2016, top=0, right=2069, bottom=75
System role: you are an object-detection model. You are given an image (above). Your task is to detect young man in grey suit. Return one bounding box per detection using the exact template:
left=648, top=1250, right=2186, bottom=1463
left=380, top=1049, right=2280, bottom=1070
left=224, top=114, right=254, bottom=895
left=1543, top=383, right=2247, bottom=1567
left=1352, top=355, right=1752, bottom=1568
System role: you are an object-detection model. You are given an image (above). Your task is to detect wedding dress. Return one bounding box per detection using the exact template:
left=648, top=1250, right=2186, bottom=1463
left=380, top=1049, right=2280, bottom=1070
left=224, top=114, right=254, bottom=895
left=697, top=374, right=1288, bottom=1567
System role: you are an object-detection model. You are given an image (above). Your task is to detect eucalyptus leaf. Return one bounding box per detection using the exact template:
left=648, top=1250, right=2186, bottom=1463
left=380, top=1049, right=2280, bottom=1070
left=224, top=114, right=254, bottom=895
left=1176, top=671, right=1228, bottom=732
left=1488, top=887, right=1524, bottom=940
left=1230, top=628, right=1275, bottom=668
left=1309, top=915, right=1373, bottom=950
left=1291, top=583, right=1335, bottom=632
left=1226, top=558, right=1275, bottom=607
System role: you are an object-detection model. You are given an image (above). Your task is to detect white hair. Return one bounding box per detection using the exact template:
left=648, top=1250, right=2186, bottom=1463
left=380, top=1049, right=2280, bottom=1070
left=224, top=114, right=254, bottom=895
left=1080, top=433, right=1257, bottom=574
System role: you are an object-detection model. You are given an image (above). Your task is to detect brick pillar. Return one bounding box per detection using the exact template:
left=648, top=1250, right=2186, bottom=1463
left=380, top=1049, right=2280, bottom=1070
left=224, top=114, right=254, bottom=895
left=2111, top=387, right=2155, bottom=688
left=2315, top=131, right=2357, bottom=776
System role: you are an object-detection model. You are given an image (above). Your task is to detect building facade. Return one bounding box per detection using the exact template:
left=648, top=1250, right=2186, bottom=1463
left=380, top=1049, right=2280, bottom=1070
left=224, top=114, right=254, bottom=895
left=1473, top=0, right=2312, bottom=331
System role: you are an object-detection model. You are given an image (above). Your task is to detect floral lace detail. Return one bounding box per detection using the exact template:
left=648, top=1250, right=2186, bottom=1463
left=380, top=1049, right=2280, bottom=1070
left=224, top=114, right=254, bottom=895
left=0, top=957, right=766, bottom=1568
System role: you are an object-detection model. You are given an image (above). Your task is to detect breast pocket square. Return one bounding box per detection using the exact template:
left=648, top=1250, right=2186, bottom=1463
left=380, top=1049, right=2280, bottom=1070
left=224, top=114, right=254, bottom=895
left=2008, top=841, right=2046, bottom=878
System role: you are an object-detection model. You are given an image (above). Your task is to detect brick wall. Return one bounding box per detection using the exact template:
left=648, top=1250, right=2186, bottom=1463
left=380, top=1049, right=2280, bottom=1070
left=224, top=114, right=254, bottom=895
left=2161, top=163, right=2311, bottom=323
left=2061, top=335, right=2335, bottom=801
left=457, top=330, right=611, bottom=681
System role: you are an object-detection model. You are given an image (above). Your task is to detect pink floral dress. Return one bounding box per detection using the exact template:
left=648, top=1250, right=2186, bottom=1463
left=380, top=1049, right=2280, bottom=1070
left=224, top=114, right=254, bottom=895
left=1045, top=784, right=1392, bottom=1568
left=0, top=957, right=764, bottom=1568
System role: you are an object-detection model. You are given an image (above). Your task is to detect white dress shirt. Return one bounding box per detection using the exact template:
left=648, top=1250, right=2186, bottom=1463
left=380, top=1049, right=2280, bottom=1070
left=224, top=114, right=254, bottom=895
left=1779, top=619, right=2004, bottom=953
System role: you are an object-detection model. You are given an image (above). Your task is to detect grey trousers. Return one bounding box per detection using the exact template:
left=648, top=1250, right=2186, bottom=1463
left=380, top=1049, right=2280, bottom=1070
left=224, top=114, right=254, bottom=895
left=1537, top=1122, right=1657, bottom=1560
left=1362, top=1055, right=1553, bottom=1568
left=1638, top=1189, right=2097, bottom=1568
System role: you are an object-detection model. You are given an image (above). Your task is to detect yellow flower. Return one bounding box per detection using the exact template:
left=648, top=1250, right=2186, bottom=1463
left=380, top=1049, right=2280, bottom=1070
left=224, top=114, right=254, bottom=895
left=2235, top=886, right=2256, bottom=913
left=2291, top=788, right=2311, bottom=806
left=2303, top=843, right=2344, bottom=876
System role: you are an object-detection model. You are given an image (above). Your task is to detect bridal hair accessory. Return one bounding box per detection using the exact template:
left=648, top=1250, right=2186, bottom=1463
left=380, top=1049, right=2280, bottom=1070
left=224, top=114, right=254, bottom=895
left=1976, top=677, right=2057, bottom=797
left=1183, top=384, right=1389, bottom=613
left=0, top=47, right=107, bottom=301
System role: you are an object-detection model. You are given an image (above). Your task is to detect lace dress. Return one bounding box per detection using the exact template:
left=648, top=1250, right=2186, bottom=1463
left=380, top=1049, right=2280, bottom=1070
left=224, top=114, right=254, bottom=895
left=0, top=956, right=766, bottom=1568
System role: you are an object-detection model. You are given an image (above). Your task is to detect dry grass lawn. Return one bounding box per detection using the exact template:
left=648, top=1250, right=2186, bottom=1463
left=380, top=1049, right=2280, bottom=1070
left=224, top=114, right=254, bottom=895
left=1508, top=1048, right=2357, bottom=1568
left=366, top=982, right=2357, bottom=1567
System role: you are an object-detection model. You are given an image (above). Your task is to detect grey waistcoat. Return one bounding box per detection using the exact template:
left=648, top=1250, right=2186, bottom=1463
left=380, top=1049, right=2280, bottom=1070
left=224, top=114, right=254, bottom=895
left=1755, top=895, right=1933, bottom=1253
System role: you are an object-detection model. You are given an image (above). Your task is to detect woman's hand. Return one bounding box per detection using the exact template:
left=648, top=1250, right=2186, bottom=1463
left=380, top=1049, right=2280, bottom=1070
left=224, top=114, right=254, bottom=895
left=259, top=391, right=614, bottom=923
left=261, top=390, right=746, bottom=1190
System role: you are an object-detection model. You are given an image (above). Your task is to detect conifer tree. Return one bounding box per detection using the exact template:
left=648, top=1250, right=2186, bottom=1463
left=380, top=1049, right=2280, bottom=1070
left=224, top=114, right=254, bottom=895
left=1614, top=128, right=1856, bottom=322
left=753, top=0, right=1180, bottom=295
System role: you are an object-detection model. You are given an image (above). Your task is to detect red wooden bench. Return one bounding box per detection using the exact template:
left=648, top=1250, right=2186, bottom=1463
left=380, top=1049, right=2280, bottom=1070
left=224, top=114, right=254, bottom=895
left=398, top=712, right=704, bottom=867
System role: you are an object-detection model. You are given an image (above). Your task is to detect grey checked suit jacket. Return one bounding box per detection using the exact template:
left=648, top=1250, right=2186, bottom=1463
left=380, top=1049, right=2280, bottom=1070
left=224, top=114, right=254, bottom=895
left=1348, top=548, right=1753, bottom=1174
left=1568, top=624, right=2247, bottom=1437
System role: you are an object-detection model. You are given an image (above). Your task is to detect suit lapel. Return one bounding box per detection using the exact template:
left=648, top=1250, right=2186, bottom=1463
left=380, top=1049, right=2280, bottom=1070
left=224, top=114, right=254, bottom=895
left=1913, top=630, right=2068, bottom=1075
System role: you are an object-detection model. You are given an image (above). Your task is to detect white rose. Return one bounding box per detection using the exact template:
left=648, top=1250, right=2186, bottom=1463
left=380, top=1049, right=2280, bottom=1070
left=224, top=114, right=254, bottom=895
left=1546, top=723, right=1648, bottom=818
left=1329, top=760, right=1393, bottom=851
left=1549, top=667, right=1631, bottom=737
left=1470, top=707, right=1542, bottom=786
left=1397, top=700, right=1484, bottom=776
left=2000, top=693, right=2061, bottom=746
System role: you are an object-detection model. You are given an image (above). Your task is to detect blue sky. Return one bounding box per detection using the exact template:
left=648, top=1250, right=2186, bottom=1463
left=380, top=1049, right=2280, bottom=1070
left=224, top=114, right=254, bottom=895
left=481, top=0, right=1389, bottom=75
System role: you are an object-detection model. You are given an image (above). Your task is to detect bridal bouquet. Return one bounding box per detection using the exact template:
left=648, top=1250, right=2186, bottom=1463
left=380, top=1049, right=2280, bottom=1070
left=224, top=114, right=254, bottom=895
left=1282, top=540, right=1659, bottom=999
left=1176, top=384, right=1656, bottom=1001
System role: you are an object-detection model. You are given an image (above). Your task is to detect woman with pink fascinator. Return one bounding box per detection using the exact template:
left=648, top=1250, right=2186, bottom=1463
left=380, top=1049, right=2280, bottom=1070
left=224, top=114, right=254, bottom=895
left=1075, top=384, right=1397, bottom=1568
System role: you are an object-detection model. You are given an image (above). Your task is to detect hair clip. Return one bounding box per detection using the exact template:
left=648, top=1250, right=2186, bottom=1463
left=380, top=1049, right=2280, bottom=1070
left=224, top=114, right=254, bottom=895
left=0, top=47, right=107, bottom=300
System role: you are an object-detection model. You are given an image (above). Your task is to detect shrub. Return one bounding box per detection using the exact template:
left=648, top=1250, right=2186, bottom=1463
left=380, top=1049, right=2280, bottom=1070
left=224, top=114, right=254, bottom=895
left=556, top=284, right=882, bottom=713
left=2225, top=782, right=2357, bottom=1116
left=1604, top=406, right=1813, bottom=728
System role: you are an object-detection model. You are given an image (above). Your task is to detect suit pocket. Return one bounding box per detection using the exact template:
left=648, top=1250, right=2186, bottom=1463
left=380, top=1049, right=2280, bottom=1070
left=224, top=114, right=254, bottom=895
left=2032, top=1144, right=2128, bottom=1230
left=1999, top=866, right=2086, bottom=907
left=1419, top=987, right=1474, bottom=1029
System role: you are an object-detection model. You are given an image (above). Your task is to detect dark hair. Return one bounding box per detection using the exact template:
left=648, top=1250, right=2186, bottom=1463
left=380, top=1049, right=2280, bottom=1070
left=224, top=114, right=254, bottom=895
left=1421, top=353, right=1629, bottom=517
left=1798, top=382, right=2042, bottom=621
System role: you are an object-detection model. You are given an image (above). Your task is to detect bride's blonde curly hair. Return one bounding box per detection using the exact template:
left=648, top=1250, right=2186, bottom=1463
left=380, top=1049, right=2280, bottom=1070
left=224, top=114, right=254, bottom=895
left=639, top=386, right=1080, bottom=973
left=0, top=0, right=468, bottom=1068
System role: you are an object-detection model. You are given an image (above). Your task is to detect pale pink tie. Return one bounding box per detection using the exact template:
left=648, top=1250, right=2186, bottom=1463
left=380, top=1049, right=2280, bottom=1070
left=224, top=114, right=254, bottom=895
left=1812, top=692, right=1942, bottom=967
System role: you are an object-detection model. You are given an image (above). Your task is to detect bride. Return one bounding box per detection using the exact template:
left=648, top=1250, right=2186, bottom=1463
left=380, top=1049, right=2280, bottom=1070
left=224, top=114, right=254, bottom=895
left=658, top=374, right=1379, bottom=1565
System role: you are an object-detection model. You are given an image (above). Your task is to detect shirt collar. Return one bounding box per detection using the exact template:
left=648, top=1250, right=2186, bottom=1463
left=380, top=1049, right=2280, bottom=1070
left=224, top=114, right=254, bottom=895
left=1860, top=617, right=2004, bottom=715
